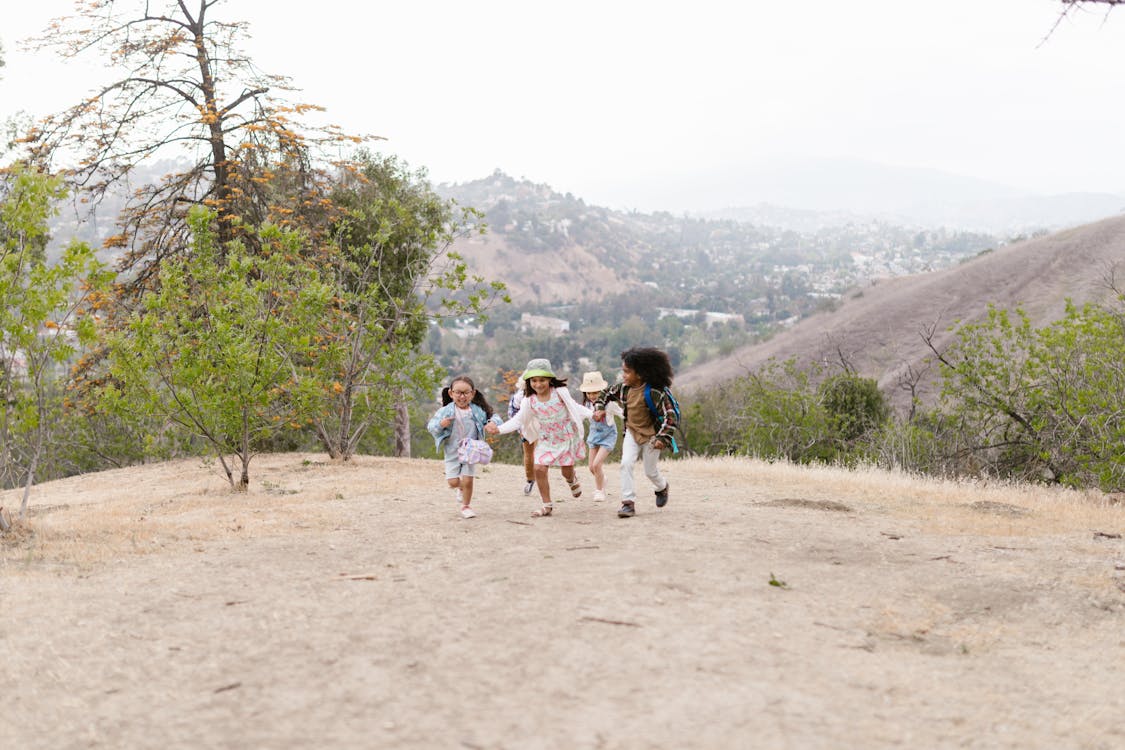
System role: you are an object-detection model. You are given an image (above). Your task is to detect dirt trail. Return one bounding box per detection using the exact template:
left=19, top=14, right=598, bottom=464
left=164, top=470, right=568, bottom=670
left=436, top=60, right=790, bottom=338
left=2, top=454, right=1123, bottom=749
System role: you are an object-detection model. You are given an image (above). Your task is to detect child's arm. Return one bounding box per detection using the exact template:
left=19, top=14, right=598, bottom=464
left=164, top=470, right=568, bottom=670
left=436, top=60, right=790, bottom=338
left=485, top=409, right=523, bottom=435
left=426, top=405, right=452, bottom=437
left=652, top=389, right=678, bottom=447
left=592, top=383, right=623, bottom=421
left=607, top=401, right=624, bottom=422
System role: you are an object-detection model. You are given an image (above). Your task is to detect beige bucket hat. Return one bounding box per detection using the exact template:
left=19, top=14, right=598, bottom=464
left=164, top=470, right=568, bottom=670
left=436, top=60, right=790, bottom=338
left=579, top=371, right=609, bottom=393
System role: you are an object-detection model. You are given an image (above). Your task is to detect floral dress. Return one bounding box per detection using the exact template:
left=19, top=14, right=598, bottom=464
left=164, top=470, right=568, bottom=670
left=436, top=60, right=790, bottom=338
left=530, top=389, right=586, bottom=465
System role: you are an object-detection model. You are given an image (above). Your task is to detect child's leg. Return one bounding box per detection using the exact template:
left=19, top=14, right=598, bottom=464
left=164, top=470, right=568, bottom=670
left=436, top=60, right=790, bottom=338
left=522, top=440, right=536, bottom=482
left=641, top=440, right=667, bottom=491
left=534, top=464, right=551, bottom=503
left=532, top=464, right=554, bottom=516
left=459, top=475, right=474, bottom=506
left=619, top=431, right=639, bottom=502
left=589, top=446, right=608, bottom=490
left=560, top=464, right=582, bottom=497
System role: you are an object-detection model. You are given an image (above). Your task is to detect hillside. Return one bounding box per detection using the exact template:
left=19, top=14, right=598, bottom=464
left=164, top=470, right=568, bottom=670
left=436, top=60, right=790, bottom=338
left=438, top=170, right=1001, bottom=313
left=677, top=213, right=1125, bottom=407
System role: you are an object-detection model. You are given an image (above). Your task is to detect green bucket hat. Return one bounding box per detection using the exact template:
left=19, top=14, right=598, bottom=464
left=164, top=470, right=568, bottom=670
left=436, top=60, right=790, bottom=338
left=521, top=358, right=556, bottom=380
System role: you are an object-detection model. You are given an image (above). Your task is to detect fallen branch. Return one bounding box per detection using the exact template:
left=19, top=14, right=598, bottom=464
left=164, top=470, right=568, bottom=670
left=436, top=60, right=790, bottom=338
left=580, top=616, right=641, bottom=628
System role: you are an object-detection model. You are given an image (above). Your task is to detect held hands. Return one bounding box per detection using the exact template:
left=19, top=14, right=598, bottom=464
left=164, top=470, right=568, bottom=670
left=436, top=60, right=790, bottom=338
left=592, top=409, right=606, bottom=423
left=484, top=422, right=499, bottom=435
left=651, top=437, right=666, bottom=451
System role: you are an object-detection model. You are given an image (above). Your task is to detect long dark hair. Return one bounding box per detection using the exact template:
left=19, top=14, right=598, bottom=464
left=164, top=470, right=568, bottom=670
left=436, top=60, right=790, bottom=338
left=621, top=347, right=674, bottom=389
left=441, top=375, right=495, bottom=418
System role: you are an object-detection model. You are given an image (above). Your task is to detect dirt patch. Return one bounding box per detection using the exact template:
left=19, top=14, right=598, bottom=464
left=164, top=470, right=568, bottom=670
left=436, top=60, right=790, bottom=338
left=763, top=497, right=853, bottom=512
left=2, top=454, right=1124, bottom=749
left=967, top=500, right=1033, bottom=517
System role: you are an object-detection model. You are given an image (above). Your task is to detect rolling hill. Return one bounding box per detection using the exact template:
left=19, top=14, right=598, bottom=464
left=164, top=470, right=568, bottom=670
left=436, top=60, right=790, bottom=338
left=676, top=213, right=1125, bottom=409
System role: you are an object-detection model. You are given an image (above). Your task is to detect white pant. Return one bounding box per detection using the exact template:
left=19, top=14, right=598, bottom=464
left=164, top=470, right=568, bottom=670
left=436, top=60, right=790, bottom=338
left=620, top=430, right=667, bottom=502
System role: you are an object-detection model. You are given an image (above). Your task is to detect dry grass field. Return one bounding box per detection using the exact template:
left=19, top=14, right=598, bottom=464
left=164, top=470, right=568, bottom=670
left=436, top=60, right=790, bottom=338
left=2, top=453, right=1123, bottom=749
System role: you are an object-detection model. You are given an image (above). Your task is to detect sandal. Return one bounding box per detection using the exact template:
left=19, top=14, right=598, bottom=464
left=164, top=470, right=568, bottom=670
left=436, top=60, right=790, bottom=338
left=568, top=479, right=582, bottom=498
left=531, top=503, right=554, bottom=517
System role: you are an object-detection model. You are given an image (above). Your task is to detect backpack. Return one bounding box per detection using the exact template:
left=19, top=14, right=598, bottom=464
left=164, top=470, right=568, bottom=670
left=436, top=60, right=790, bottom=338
left=642, top=384, right=682, bottom=454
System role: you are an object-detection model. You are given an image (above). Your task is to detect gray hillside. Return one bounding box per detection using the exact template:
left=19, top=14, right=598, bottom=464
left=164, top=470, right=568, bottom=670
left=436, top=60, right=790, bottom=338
left=677, top=214, right=1125, bottom=410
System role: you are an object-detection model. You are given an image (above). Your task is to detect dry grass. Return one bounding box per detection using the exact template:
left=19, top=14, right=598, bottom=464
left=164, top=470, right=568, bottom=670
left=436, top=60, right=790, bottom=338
left=681, top=456, right=1124, bottom=537
left=0, top=454, right=426, bottom=570
left=3, top=453, right=1123, bottom=572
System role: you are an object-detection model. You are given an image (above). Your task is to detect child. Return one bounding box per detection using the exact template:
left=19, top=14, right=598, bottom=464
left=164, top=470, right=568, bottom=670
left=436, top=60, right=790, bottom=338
left=426, top=375, right=502, bottom=519
left=486, top=358, right=591, bottom=517
left=507, top=377, right=537, bottom=495
left=579, top=370, right=622, bottom=502
left=592, top=347, right=678, bottom=518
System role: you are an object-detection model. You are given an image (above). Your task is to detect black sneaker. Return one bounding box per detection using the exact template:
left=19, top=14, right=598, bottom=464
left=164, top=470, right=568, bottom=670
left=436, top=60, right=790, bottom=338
left=655, top=482, right=670, bottom=508
left=617, top=501, right=635, bottom=518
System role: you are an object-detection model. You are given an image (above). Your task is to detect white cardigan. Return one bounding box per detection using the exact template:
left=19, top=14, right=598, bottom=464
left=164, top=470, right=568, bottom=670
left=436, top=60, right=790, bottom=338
left=496, top=387, right=592, bottom=443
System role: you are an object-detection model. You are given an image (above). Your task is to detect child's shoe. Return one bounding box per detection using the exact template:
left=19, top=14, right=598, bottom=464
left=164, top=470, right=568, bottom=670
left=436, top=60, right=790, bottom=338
left=617, top=501, right=635, bottom=518
left=453, top=488, right=464, bottom=505
left=568, top=479, right=582, bottom=498
left=655, top=482, right=670, bottom=508
left=523, top=480, right=535, bottom=495
left=592, top=490, right=606, bottom=502
left=460, top=506, right=477, bottom=519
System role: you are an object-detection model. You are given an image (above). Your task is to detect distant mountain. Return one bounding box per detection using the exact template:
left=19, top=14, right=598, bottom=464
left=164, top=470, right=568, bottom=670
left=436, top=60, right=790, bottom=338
left=609, top=158, right=1124, bottom=235
left=676, top=213, right=1125, bottom=410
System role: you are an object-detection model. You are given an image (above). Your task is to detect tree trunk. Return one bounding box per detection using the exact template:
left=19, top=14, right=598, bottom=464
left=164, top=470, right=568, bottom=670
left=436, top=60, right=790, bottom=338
left=394, top=402, right=411, bottom=458
left=18, top=426, right=43, bottom=519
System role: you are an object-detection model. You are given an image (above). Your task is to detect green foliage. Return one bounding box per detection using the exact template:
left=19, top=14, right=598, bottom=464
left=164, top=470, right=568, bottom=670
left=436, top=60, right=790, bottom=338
left=684, top=359, right=832, bottom=463
left=302, top=152, right=508, bottom=460
left=0, top=165, right=113, bottom=504
left=819, top=372, right=890, bottom=448
left=938, top=300, right=1125, bottom=490
left=102, top=208, right=332, bottom=490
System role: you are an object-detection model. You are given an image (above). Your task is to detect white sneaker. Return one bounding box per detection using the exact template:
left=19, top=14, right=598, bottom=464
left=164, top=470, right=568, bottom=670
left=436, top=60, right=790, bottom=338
left=453, top=489, right=464, bottom=504
left=593, top=490, right=606, bottom=502
left=460, top=506, right=476, bottom=519
left=523, top=480, right=535, bottom=495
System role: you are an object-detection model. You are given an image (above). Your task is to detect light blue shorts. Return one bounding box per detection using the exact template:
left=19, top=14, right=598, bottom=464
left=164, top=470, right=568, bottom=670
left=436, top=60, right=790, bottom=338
left=444, top=454, right=477, bottom=480
left=587, top=420, right=618, bottom=451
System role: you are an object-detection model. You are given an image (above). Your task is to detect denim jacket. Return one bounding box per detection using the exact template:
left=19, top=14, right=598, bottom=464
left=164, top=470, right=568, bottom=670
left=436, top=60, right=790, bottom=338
left=426, top=403, right=502, bottom=453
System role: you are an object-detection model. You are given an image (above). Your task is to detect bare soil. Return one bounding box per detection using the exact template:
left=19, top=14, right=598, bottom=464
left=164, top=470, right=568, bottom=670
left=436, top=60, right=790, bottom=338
left=2, top=454, right=1124, bottom=749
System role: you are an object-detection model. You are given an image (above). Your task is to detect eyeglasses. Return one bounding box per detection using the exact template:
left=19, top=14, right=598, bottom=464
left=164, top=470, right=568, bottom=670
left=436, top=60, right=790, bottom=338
left=451, top=390, right=473, bottom=396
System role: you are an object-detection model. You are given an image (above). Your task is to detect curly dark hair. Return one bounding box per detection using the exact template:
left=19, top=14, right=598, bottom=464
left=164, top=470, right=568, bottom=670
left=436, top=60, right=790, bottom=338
left=441, top=375, right=496, bottom=418
left=621, top=347, right=674, bottom=389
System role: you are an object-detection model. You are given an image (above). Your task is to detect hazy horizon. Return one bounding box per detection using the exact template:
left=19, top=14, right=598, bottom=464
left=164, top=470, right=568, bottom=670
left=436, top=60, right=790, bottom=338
left=4, top=1, right=1125, bottom=214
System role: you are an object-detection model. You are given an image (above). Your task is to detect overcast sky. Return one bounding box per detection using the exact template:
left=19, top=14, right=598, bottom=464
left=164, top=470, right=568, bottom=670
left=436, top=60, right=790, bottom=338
left=3, top=0, right=1125, bottom=211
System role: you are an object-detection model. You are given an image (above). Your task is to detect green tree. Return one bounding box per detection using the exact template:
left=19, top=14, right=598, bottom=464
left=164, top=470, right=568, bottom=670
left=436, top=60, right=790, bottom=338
left=0, top=166, right=113, bottom=519
left=102, top=207, right=332, bottom=490
left=22, top=0, right=370, bottom=291
left=296, top=153, right=505, bottom=460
